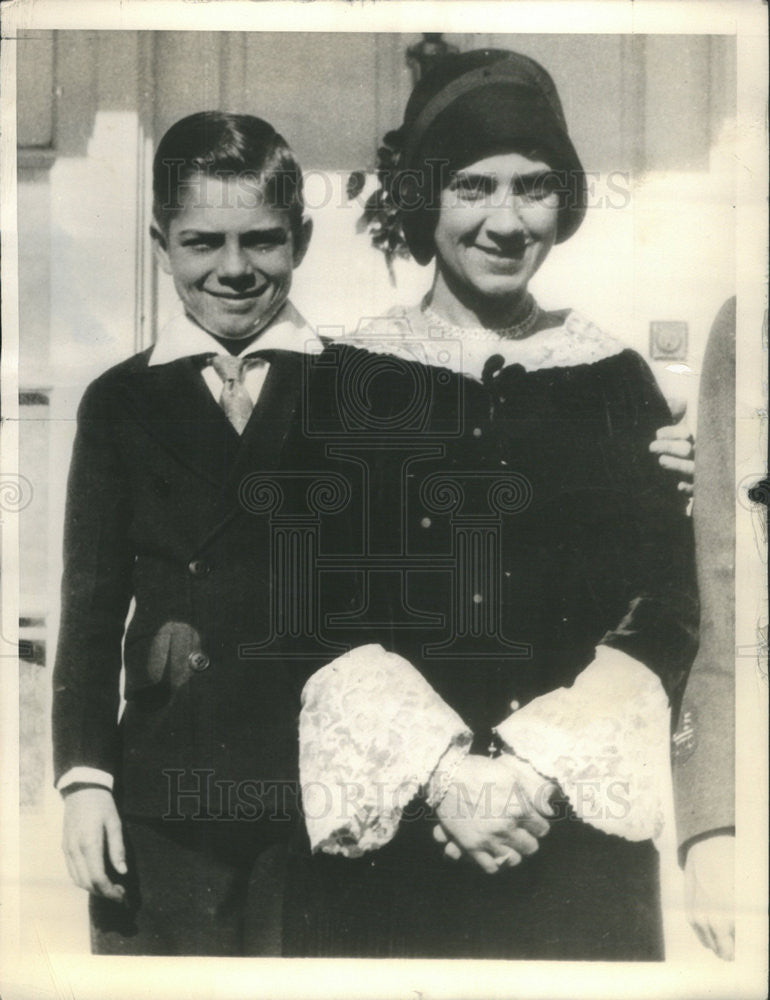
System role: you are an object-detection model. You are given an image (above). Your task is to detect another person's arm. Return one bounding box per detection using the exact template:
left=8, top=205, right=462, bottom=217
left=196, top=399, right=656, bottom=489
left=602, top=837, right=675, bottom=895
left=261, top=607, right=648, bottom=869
left=650, top=397, right=695, bottom=495
left=673, top=297, right=736, bottom=960
left=683, top=834, right=735, bottom=961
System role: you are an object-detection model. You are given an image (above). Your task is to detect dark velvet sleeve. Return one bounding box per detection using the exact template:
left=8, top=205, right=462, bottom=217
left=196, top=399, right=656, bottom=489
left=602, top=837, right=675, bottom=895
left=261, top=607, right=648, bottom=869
left=51, top=377, right=134, bottom=784
left=596, top=349, right=698, bottom=705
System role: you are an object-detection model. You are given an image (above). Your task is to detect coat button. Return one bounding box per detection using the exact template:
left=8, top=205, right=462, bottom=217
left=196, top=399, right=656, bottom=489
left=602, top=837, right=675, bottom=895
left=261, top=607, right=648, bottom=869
left=188, top=651, right=210, bottom=672
left=188, top=559, right=210, bottom=577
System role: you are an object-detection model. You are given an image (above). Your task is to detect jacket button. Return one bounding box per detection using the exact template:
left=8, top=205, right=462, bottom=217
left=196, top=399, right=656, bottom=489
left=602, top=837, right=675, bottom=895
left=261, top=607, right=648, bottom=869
left=188, top=651, right=210, bottom=672
left=188, top=559, right=210, bottom=577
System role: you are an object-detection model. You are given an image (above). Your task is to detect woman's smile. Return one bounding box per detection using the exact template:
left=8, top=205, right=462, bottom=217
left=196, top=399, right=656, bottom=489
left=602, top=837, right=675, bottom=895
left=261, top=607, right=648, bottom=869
left=471, top=241, right=531, bottom=269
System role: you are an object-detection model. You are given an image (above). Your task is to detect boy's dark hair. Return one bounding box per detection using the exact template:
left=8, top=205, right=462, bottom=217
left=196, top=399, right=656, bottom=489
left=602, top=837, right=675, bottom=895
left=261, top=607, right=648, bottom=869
left=152, top=111, right=305, bottom=241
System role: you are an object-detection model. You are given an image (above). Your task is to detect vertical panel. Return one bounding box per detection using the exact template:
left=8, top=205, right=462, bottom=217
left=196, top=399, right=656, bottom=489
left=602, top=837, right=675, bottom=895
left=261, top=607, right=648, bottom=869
left=16, top=30, right=55, bottom=148
left=95, top=31, right=141, bottom=111
left=17, top=170, right=52, bottom=383
left=18, top=401, right=50, bottom=616
left=54, top=31, right=98, bottom=157
left=135, top=32, right=157, bottom=351
left=619, top=34, right=647, bottom=177
left=153, top=31, right=223, bottom=141
left=709, top=34, right=737, bottom=139
left=220, top=31, right=249, bottom=108
left=644, top=36, right=711, bottom=172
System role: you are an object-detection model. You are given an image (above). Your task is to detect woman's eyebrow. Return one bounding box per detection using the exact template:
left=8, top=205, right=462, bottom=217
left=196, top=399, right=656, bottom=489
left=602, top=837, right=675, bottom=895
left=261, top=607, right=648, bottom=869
left=513, top=169, right=556, bottom=183
left=452, top=168, right=553, bottom=185
left=453, top=170, right=494, bottom=183
left=451, top=171, right=496, bottom=190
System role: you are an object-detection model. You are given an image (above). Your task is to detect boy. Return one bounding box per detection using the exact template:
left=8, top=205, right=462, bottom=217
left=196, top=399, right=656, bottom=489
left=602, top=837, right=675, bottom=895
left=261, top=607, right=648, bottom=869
left=52, top=112, right=322, bottom=955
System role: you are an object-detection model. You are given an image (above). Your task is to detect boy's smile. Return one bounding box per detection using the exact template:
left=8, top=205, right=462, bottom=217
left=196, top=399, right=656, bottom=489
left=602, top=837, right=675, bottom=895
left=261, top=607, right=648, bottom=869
left=154, top=174, right=309, bottom=340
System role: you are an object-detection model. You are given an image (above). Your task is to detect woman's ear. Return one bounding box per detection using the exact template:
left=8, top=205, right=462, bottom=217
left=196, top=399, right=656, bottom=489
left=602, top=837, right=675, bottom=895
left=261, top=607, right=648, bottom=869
left=150, top=218, right=173, bottom=275
left=292, top=216, right=313, bottom=268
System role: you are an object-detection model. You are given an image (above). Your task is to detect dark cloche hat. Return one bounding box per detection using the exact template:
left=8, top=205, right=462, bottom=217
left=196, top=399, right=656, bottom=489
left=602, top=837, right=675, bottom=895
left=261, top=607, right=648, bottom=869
left=394, top=49, right=587, bottom=265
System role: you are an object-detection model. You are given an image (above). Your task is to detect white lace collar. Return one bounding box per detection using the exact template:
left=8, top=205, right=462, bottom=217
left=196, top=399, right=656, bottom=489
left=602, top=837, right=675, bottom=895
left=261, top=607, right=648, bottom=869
left=337, top=307, right=625, bottom=381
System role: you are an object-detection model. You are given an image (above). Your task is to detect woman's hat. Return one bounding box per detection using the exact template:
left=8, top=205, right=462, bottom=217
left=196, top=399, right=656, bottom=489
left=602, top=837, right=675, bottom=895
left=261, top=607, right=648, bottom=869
left=394, top=49, right=587, bottom=264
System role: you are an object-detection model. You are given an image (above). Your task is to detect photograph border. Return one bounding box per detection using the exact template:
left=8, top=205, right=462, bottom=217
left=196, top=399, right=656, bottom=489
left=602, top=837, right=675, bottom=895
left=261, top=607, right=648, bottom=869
left=1, top=2, right=767, bottom=998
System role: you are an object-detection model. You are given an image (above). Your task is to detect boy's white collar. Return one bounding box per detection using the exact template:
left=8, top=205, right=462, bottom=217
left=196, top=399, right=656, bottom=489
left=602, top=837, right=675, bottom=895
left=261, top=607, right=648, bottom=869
left=149, top=300, right=321, bottom=366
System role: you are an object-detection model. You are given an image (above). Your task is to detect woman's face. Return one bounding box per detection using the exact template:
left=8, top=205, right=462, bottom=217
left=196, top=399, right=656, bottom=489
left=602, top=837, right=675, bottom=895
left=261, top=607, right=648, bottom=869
left=433, top=151, right=560, bottom=306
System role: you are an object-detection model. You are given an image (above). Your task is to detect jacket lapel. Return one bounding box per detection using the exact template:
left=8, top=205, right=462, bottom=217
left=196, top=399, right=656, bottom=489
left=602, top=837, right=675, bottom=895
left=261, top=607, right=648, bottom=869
left=121, top=357, right=242, bottom=488
left=223, top=349, right=307, bottom=499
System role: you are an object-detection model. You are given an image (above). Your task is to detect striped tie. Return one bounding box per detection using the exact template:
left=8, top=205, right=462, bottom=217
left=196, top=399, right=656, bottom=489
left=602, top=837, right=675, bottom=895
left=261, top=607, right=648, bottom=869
left=210, top=355, right=266, bottom=434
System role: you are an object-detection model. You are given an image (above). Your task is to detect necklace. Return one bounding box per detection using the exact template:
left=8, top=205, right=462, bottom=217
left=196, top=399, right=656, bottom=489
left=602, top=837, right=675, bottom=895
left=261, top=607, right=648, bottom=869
left=422, top=294, right=541, bottom=341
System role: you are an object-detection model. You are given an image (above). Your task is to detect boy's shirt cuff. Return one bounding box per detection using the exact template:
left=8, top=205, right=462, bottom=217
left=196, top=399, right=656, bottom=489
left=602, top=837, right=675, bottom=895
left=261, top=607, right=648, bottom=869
left=57, top=766, right=114, bottom=792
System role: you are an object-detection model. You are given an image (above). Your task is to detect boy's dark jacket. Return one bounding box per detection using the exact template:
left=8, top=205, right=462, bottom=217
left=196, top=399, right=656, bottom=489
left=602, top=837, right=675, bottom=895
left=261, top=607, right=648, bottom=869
left=52, top=343, right=357, bottom=819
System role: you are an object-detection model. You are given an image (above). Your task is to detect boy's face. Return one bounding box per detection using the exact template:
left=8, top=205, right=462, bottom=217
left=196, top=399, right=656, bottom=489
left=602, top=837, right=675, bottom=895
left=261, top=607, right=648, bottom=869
left=153, top=174, right=310, bottom=340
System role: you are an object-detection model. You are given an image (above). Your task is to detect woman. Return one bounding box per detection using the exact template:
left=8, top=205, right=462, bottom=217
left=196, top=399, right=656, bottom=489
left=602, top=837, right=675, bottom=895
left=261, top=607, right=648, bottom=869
left=284, top=49, right=697, bottom=961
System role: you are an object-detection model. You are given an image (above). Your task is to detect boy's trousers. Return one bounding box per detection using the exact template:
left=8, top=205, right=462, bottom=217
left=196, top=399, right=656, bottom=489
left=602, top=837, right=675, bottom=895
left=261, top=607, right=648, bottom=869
left=89, top=817, right=288, bottom=955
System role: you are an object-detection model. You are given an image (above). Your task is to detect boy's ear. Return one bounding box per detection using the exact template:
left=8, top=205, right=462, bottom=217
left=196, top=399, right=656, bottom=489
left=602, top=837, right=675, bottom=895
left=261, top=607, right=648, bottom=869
left=150, top=218, right=173, bottom=276
left=292, top=216, right=313, bottom=268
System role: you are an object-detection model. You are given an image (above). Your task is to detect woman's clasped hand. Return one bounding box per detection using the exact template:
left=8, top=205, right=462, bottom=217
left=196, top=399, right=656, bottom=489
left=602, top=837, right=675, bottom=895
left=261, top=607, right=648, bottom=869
left=432, top=753, right=557, bottom=873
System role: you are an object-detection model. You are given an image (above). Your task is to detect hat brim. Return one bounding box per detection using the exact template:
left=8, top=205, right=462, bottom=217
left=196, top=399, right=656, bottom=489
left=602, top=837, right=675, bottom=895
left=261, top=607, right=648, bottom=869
left=397, top=81, right=586, bottom=264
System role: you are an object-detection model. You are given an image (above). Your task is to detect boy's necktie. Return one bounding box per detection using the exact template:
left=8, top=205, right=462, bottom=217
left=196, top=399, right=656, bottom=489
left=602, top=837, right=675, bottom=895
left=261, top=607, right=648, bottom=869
left=210, top=354, right=267, bottom=434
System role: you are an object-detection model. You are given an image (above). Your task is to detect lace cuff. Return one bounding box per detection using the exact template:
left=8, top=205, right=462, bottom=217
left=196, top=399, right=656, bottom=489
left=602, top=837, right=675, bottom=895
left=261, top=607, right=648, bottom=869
left=495, top=647, right=670, bottom=843
left=300, top=644, right=473, bottom=857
